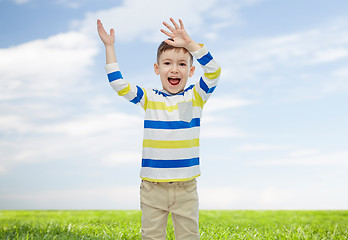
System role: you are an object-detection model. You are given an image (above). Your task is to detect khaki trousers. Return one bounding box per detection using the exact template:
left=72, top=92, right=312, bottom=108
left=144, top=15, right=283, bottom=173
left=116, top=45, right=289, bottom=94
left=140, top=179, right=200, bottom=240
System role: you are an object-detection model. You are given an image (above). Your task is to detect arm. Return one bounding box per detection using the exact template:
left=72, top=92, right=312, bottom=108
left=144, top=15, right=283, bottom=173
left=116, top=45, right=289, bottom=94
left=191, top=46, right=221, bottom=105
left=97, top=19, right=117, bottom=64
left=97, top=20, right=147, bottom=109
left=161, top=18, right=221, bottom=105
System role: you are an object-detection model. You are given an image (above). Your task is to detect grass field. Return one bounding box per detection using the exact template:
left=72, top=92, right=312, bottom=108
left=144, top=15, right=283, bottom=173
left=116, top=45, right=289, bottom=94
left=0, top=210, right=347, bottom=239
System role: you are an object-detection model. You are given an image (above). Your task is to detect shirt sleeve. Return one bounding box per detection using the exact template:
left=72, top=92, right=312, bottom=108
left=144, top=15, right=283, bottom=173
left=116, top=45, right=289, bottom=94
left=105, top=63, right=147, bottom=109
left=191, top=45, right=221, bottom=107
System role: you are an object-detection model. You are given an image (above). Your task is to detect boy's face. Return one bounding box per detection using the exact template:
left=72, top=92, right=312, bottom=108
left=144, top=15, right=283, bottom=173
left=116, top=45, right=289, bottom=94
left=154, top=49, right=195, bottom=94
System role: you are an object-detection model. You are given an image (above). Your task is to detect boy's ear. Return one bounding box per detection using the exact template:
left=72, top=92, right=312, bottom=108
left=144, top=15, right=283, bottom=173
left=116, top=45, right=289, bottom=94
left=189, top=65, right=195, bottom=77
left=154, top=63, right=160, bottom=75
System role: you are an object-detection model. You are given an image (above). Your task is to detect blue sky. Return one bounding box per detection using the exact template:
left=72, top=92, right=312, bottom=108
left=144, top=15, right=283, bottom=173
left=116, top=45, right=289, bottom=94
left=1, top=0, right=348, bottom=210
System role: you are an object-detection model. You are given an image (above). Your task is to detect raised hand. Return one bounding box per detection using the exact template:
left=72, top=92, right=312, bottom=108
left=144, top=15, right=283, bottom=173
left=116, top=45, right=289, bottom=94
left=97, top=19, right=117, bottom=64
left=97, top=19, right=115, bottom=46
left=161, top=18, right=201, bottom=52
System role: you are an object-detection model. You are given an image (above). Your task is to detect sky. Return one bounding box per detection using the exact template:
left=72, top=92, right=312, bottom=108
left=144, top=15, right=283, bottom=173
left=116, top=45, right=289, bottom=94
left=0, top=0, right=348, bottom=210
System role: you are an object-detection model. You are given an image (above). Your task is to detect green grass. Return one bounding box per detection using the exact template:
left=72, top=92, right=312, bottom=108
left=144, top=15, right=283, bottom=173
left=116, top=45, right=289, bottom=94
left=0, top=210, right=347, bottom=239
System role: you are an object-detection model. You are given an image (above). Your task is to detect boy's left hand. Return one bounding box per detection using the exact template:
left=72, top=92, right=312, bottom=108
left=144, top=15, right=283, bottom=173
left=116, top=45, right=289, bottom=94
left=161, top=18, right=201, bottom=52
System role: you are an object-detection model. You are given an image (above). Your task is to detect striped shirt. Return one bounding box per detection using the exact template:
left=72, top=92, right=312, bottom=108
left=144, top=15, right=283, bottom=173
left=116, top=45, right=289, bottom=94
left=105, top=46, right=221, bottom=182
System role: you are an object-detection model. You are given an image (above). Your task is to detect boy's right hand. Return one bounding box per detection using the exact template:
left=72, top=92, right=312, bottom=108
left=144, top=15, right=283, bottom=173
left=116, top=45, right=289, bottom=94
left=97, top=19, right=115, bottom=46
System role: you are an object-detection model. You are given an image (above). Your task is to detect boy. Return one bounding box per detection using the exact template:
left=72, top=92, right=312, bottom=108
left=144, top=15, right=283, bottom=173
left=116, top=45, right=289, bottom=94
left=97, top=18, right=221, bottom=240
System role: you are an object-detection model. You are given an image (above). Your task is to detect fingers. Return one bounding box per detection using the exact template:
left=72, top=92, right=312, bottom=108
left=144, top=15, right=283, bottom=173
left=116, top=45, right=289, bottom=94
left=97, top=22, right=107, bottom=37
left=179, top=19, right=185, bottom=29
left=170, top=17, right=180, bottom=29
left=97, top=20, right=114, bottom=37
left=164, top=39, right=176, bottom=47
left=162, top=21, right=175, bottom=33
left=160, top=29, right=174, bottom=38
left=163, top=18, right=184, bottom=33
left=97, top=19, right=102, bottom=30
left=97, top=19, right=106, bottom=31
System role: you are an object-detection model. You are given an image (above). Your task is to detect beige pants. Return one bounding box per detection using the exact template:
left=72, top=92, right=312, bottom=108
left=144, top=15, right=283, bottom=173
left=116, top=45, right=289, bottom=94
left=140, top=179, right=200, bottom=240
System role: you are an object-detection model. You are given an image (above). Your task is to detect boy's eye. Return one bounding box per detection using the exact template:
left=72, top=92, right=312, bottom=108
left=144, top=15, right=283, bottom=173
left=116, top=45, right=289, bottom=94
left=164, top=62, right=171, bottom=65
left=180, top=63, right=187, bottom=66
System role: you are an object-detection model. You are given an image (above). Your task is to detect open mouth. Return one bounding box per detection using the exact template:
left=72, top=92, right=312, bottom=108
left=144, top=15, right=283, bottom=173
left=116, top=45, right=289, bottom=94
left=168, top=77, right=181, bottom=86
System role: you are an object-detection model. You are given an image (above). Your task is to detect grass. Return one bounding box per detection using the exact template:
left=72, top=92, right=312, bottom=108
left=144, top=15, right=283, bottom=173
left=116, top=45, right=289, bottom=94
left=0, top=210, right=347, bottom=239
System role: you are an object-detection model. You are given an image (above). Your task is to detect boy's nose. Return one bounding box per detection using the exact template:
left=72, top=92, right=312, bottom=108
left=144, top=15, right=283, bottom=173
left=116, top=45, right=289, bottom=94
left=171, top=65, right=178, bottom=72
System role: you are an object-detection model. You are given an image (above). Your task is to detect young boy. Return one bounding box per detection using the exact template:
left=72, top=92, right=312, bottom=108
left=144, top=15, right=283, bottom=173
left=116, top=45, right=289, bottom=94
left=97, top=18, right=221, bottom=240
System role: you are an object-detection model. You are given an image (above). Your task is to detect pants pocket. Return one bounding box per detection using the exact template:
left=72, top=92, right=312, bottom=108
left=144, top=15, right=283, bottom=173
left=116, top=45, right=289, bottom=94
left=183, top=179, right=197, bottom=193
left=140, top=180, right=155, bottom=192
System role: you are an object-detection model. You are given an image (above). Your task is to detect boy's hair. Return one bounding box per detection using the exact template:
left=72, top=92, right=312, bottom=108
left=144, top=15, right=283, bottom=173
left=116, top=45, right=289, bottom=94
left=157, top=39, right=193, bottom=66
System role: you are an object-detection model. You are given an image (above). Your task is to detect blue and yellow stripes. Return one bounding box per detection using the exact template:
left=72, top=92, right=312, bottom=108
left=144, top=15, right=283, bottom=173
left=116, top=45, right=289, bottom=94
left=143, top=138, right=199, bottom=149
left=143, top=98, right=204, bottom=111
left=108, top=71, right=146, bottom=105
left=199, top=77, right=216, bottom=94
left=107, top=71, right=122, bottom=82
left=193, top=86, right=205, bottom=108
left=130, top=86, right=145, bottom=104
left=117, top=83, right=130, bottom=96
left=144, top=118, right=200, bottom=129
left=204, top=67, right=221, bottom=80
left=146, top=100, right=178, bottom=112
left=142, top=157, right=199, bottom=168
left=197, top=51, right=213, bottom=66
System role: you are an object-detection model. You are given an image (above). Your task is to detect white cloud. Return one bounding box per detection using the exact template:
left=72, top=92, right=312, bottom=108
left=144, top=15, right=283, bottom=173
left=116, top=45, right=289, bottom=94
left=288, top=149, right=319, bottom=157
left=204, top=95, right=254, bottom=113
left=0, top=31, right=98, bottom=100
left=322, top=64, right=348, bottom=93
left=0, top=115, right=31, bottom=134
left=40, top=112, right=142, bottom=137
left=219, top=18, right=348, bottom=100
left=0, top=165, right=5, bottom=174
left=101, top=152, right=141, bottom=167
left=235, top=144, right=293, bottom=151
left=0, top=186, right=140, bottom=209
left=0, top=109, right=142, bottom=138
left=333, top=66, right=348, bottom=78
left=249, top=151, right=348, bottom=166
left=12, top=0, right=30, bottom=4
left=73, top=0, right=262, bottom=43
left=309, top=47, right=348, bottom=64
left=56, top=0, right=80, bottom=9
left=0, top=112, right=143, bottom=174
left=0, top=27, right=114, bottom=175
left=223, top=26, right=348, bottom=80
left=74, top=0, right=212, bottom=42
left=201, top=98, right=250, bottom=138
left=199, top=185, right=348, bottom=209
left=201, top=126, right=246, bottom=139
